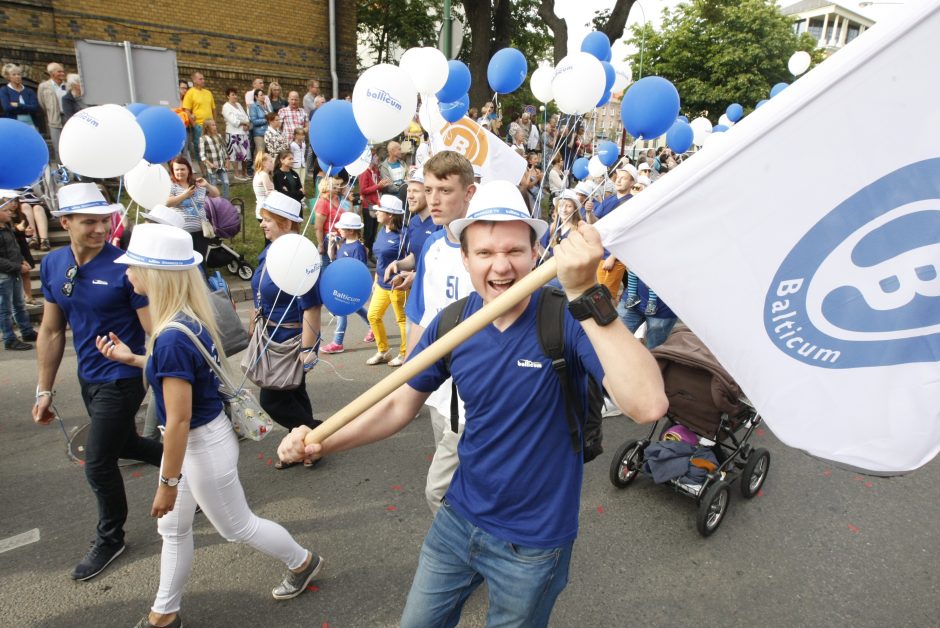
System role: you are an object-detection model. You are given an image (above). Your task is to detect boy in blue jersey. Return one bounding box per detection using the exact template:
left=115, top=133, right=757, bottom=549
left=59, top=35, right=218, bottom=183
left=32, top=184, right=163, bottom=581
left=277, top=180, right=667, bottom=627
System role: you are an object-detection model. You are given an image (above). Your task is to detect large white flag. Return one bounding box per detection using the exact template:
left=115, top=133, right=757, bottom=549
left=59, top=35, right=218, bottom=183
left=595, top=1, right=940, bottom=474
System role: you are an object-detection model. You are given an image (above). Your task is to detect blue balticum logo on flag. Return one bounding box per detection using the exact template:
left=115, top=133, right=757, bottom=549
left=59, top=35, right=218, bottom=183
left=765, top=158, right=940, bottom=368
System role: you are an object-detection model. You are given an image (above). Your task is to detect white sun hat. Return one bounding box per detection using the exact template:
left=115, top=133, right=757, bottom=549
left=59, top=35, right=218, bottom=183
left=573, top=181, right=595, bottom=197
left=408, top=168, right=425, bottom=184
left=336, top=212, right=364, bottom=230
left=637, top=162, right=652, bottom=172
left=261, top=190, right=303, bottom=222
left=553, top=188, right=582, bottom=208
left=636, top=175, right=652, bottom=187
left=140, top=204, right=185, bottom=229
left=53, top=183, right=121, bottom=217
left=614, top=163, right=639, bottom=181
left=373, top=194, right=404, bottom=214
left=449, top=180, right=547, bottom=239
left=114, top=223, right=203, bottom=269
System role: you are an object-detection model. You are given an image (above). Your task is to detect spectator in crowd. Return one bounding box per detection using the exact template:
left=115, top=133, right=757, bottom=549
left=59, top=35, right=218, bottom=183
left=249, top=88, right=270, bottom=157
left=9, top=198, right=37, bottom=306
left=252, top=151, right=275, bottom=221
left=181, top=72, right=215, bottom=177
left=511, top=129, right=527, bottom=155
left=61, top=73, right=86, bottom=124
left=476, top=101, right=496, bottom=130
left=313, top=176, right=346, bottom=269
left=0, top=63, right=41, bottom=127
left=173, top=80, right=195, bottom=164
left=289, top=128, right=307, bottom=182
left=468, top=106, right=479, bottom=121
left=17, top=183, right=50, bottom=251
left=166, top=156, right=219, bottom=259
left=245, top=77, right=264, bottom=107
left=302, top=79, right=320, bottom=115
left=221, top=87, right=251, bottom=181
left=0, top=191, right=37, bottom=350
left=547, top=154, right=566, bottom=199
left=542, top=114, right=558, bottom=155
left=198, top=119, right=230, bottom=199
left=264, top=112, right=289, bottom=156
left=37, top=62, right=67, bottom=160
left=358, top=151, right=386, bottom=257
left=273, top=149, right=304, bottom=207
left=379, top=141, right=407, bottom=197
left=268, top=82, right=287, bottom=113
left=277, top=91, right=307, bottom=141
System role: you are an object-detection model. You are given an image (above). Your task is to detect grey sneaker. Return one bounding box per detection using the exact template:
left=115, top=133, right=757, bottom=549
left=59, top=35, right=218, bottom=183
left=272, top=553, right=323, bottom=600
left=133, top=613, right=182, bottom=628
left=71, top=542, right=125, bottom=581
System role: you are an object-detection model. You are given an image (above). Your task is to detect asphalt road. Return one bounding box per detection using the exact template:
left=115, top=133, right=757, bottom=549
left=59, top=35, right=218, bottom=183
left=1, top=302, right=937, bottom=627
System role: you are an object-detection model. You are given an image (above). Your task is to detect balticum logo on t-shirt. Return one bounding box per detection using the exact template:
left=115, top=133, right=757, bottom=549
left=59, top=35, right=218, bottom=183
left=764, top=158, right=940, bottom=369
left=366, top=88, right=402, bottom=111
left=516, top=358, right=543, bottom=369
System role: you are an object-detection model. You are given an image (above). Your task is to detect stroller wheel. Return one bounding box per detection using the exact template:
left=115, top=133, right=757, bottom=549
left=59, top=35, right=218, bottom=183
left=609, top=439, right=644, bottom=488
left=237, top=263, right=254, bottom=281
left=740, top=448, right=770, bottom=499
left=696, top=480, right=730, bottom=537
left=226, top=260, right=240, bottom=274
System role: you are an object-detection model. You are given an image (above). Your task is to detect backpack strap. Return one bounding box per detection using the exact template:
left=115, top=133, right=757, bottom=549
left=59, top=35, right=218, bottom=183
left=434, top=296, right=470, bottom=433
left=536, top=287, right=583, bottom=455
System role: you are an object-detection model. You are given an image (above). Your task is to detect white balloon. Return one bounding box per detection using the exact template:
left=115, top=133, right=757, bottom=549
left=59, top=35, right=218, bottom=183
left=125, top=160, right=171, bottom=210
left=717, top=113, right=734, bottom=128
left=788, top=50, right=812, bottom=76
left=352, top=64, right=419, bottom=143
left=612, top=63, right=632, bottom=93
left=690, top=116, right=713, bottom=147
left=60, top=104, right=145, bottom=178
left=345, top=145, right=373, bottom=177
left=551, top=53, right=606, bottom=115
left=417, top=95, right=447, bottom=135
left=587, top=155, right=607, bottom=178
left=401, top=47, right=449, bottom=95
left=265, top=233, right=321, bottom=296
left=530, top=66, right=554, bottom=104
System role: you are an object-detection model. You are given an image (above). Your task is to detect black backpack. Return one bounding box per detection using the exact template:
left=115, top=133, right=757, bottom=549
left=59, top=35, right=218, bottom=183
left=435, top=287, right=605, bottom=464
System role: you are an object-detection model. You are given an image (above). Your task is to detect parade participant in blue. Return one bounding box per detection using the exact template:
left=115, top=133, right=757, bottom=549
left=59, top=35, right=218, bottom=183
left=382, top=168, right=439, bottom=293
left=540, top=189, right=583, bottom=256
left=586, top=165, right=637, bottom=298
left=277, top=180, right=667, bottom=627
left=31, top=183, right=164, bottom=581
left=365, top=194, right=408, bottom=367
left=98, top=224, right=321, bottom=628
left=321, top=211, right=370, bottom=354
left=253, top=191, right=323, bottom=469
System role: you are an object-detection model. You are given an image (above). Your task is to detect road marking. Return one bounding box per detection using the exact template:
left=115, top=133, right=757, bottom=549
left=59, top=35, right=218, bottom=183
left=0, top=528, right=40, bottom=554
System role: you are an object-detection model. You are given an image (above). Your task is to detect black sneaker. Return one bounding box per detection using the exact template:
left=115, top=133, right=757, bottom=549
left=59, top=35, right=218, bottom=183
left=271, top=553, right=323, bottom=600
left=133, top=613, right=182, bottom=628
left=4, top=339, right=32, bottom=351
left=20, top=331, right=38, bottom=342
left=71, top=542, right=125, bottom=581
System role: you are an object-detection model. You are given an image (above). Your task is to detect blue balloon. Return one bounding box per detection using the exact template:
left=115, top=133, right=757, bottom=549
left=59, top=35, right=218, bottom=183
left=437, top=60, right=472, bottom=104
left=596, top=140, right=619, bottom=167
left=596, top=61, right=615, bottom=108
left=677, top=115, right=689, bottom=124
left=713, top=124, right=729, bottom=133
left=309, top=100, right=367, bottom=169
left=666, top=120, right=693, bottom=154
left=319, top=258, right=374, bottom=316
left=770, top=82, right=789, bottom=98
left=755, top=99, right=769, bottom=109
left=726, top=103, right=744, bottom=123
left=581, top=31, right=612, bottom=62
left=136, top=106, right=186, bottom=164
left=572, top=157, right=590, bottom=180
left=439, top=94, right=470, bottom=123
left=487, top=48, right=528, bottom=94
left=620, top=76, right=681, bottom=140
left=596, top=91, right=611, bottom=108
left=0, top=119, right=49, bottom=188
left=318, top=157, right=342, bottom=176
left=125, top=103, right=148, bottom=117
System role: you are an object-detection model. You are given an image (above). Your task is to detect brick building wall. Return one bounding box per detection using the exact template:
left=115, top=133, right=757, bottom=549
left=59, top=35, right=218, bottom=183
left=0, top=0, right=358, bottom=109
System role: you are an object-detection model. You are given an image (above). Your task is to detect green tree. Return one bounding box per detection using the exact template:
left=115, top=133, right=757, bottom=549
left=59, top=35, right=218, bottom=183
left=356, top=1, right=447, bottom=66
left=624, top=0, right=823, bottom=121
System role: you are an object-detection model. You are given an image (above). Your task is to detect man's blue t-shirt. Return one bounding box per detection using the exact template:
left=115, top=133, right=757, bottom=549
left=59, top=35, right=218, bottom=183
left=407, top=293, right=605, bottom=548
left=337, top=239, right=367, bottom=263
left=40, top=243, right=148, bottom=383
left=372, top=227, right=404, bottom=290
left=252, top=246, right=322, bottom=343
left=405, top=213, right=440, bottom=259
left=147, top=317, right=225, bottom=428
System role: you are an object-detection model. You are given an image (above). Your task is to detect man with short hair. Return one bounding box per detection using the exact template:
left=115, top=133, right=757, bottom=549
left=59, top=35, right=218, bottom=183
left=303, top=79, right=320, bottom=115
left=32, top=183, right=163, bottom=581
left=245, top=77, right=264, bottom=107
left=182, top=72, right=215, bottom=176
left=586, top=165, right=636, bottom=297
left=278, top=91, right=307, bottom=141
left=37, top=62, right=67, bottom=161
left=173, top=80, right=194, bottom=163
left=384, top=169, right=438, bottom=293
left=379, top=141, right=407, bottom=198
left=278, top=180, right=666, bottom=627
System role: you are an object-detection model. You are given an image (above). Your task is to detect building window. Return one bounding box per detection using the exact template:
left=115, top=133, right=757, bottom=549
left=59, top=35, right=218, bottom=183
left=846, top=23, right=860, bottom=43
left=808, top=17, right=824, bottom=41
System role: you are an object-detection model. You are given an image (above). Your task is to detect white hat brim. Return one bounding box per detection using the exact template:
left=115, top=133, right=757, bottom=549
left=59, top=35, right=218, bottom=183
left=52, top=202, right=122, bottom=218
left=261, top=206, right=303, bottom=222
left=114, top=250, right=204, bottom=270
left=373, top=204, right=404, bottom=215
left=450, top=213, right=548, bottom=240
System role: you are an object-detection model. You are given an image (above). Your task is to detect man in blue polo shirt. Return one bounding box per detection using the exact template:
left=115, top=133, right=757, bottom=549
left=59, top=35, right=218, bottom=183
left=32, top=183, right=163, bottom=581
left=277, top=180, right=667, bottom=626
left=587, top=165, right=636, bottom=299
left=383, top=168, right=439, bottom=293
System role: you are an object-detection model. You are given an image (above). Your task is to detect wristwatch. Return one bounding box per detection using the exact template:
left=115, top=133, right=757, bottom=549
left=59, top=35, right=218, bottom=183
left=567, top=284, right=619, bottom=326
left=160, top=473, right=182, bottom=487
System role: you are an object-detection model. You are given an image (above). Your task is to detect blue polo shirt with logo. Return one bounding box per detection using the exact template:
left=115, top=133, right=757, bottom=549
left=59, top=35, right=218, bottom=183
left=407, top=292, right=605, bottom=548
left=372, top=227, right=404, bottom=290
left=405, top=213, right=440, bottom=259
left=40, top=244, right=148, bottom=383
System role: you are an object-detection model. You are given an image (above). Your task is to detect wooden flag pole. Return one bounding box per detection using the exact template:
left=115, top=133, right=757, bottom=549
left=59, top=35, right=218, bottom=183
left=304, top=258, right=559, bottom=446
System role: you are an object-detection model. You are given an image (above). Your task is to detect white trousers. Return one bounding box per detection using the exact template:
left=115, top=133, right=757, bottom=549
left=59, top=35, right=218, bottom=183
left=152, top=413, right=308, bottom=614
left=426, top=407, right=463, bottom=515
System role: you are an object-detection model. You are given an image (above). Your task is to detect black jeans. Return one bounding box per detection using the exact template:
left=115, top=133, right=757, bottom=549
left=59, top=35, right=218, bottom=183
left=79, top=376, right=163, bottom=547
left=259, top=373, right=321, bottom=431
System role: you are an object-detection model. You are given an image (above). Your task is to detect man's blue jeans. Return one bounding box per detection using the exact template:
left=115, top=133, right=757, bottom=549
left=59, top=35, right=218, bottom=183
left=618, top=301, right=677, bottom=350
left=400, top=500, right=573, bottom=628
left=0, top=272, right=34, bottom=343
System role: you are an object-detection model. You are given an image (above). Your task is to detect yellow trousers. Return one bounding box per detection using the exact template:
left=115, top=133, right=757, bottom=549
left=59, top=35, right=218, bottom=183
left=368, top=285, right=409, bottom=356
left=597, top=259, right=626, bottom=300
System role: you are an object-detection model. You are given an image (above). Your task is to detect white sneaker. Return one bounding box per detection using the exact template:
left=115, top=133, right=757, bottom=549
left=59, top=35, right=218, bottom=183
left=366, top=351, right=392, bottom=365
left=388, top=355, right=404, bottom=367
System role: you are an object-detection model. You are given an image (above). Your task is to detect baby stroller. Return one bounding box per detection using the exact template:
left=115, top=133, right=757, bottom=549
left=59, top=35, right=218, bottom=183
left=204, top=196, right=254, bottom=280
left=608, top=325, right=770, bottom=537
